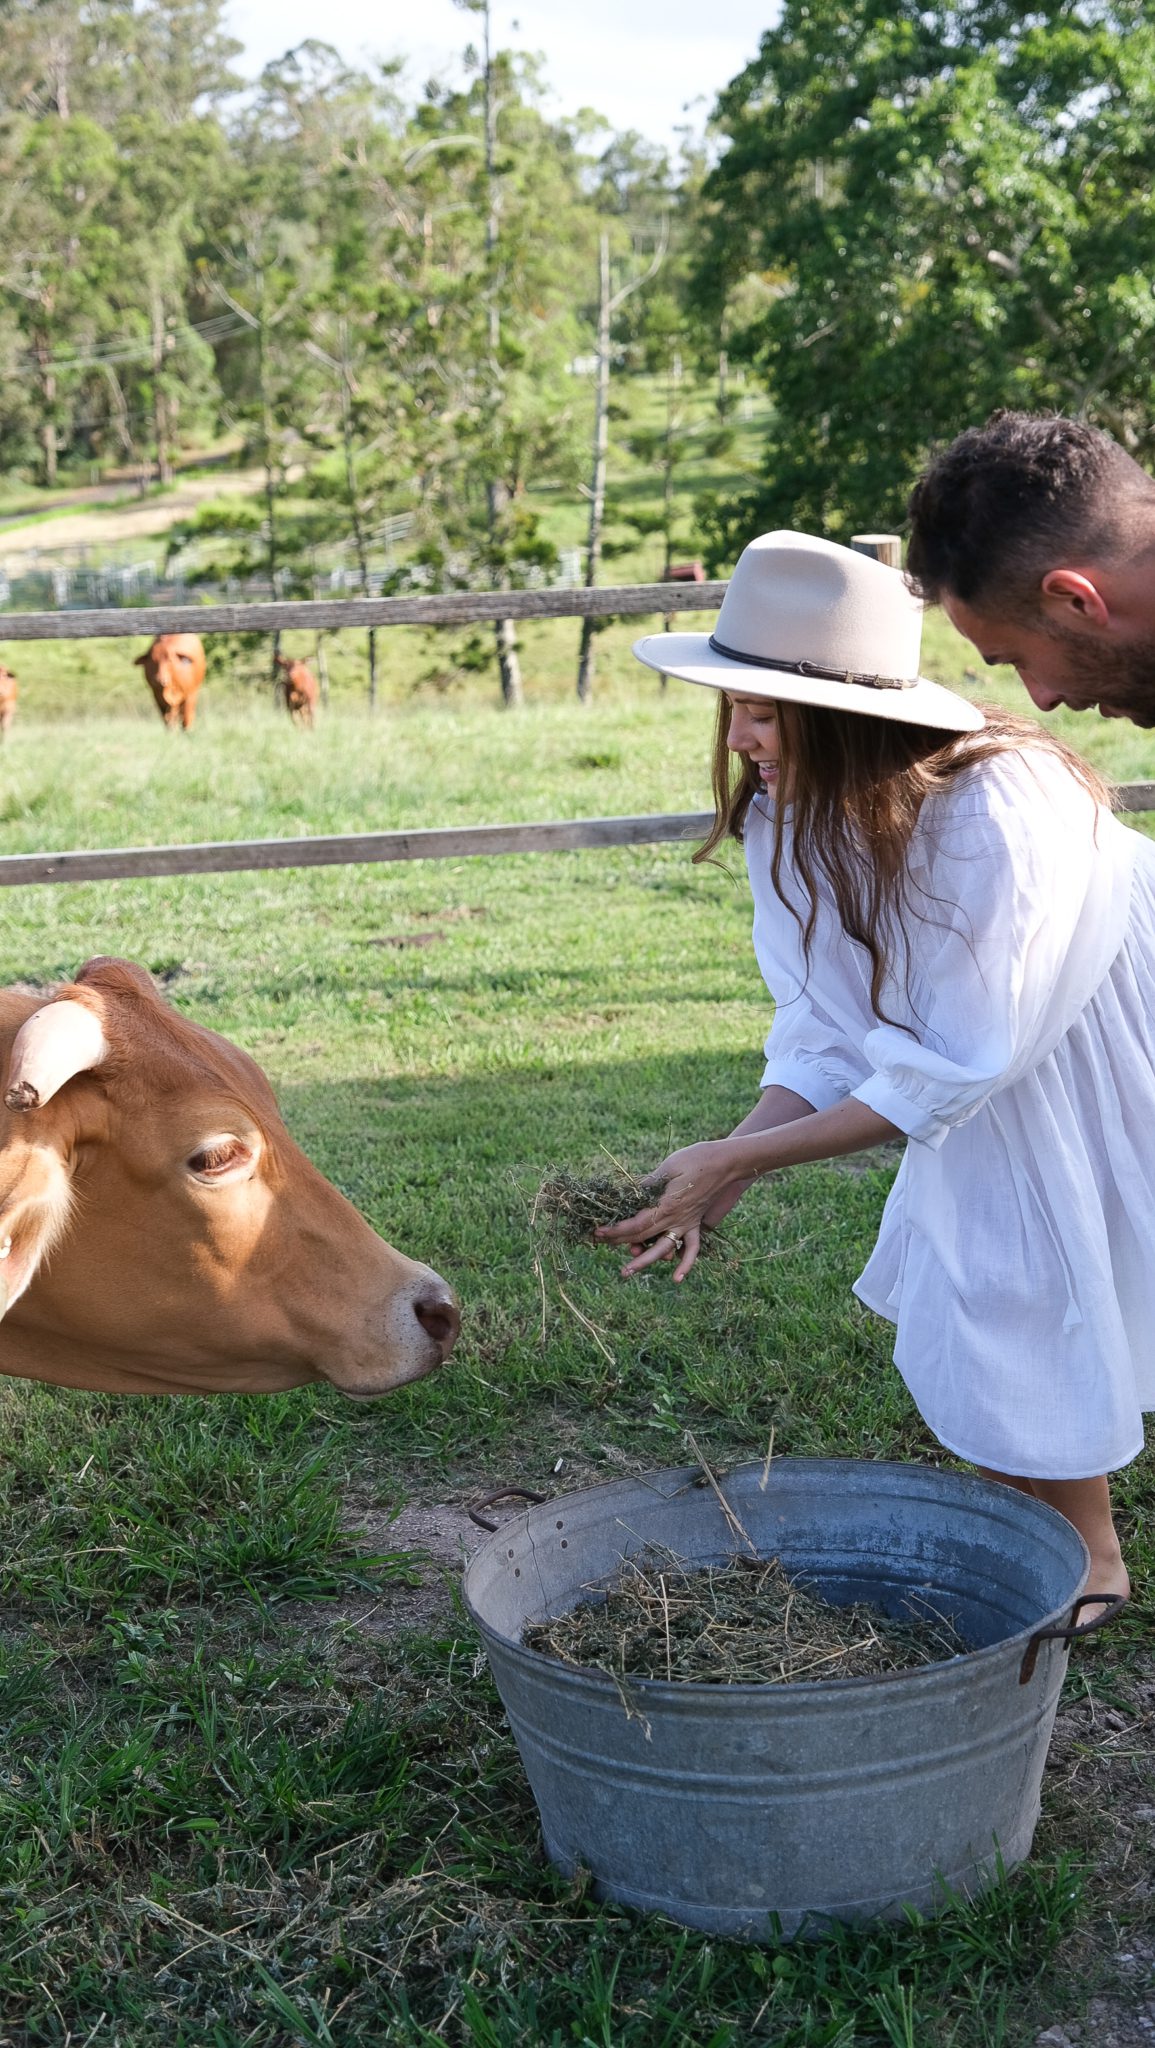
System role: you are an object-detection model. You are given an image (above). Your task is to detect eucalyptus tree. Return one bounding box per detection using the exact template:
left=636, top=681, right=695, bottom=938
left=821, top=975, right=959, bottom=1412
left=0, top=0, right=240, bottom=480
left=0, top=113, right=120, bottom=483
left=376, top=45, right=596, bottom=703
left=693, top=0, right=1155, bottom=558
left=100, top=113, right=230, bottom=484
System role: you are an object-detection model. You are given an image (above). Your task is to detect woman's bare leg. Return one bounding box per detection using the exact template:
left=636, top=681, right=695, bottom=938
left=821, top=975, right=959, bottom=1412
left=1028, top=1477, right=1129, bottom=1601
left=978, top=1467, right=1129, bottom=1602
left=977, top=1467, right=1034, bottom=1495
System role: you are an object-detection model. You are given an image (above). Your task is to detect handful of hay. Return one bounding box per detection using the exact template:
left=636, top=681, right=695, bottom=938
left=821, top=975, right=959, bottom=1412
left=523, top=1553, right=968, bottom=1686
left=532, top=1166, right=660, bottom=1248
left=530, top=1166, right=721, bottom=1261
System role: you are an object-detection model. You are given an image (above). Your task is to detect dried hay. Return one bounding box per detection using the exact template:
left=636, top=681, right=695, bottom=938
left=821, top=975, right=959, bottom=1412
left=532, top=1166, right=661, bottom=1247
left=531, top=1166, right=723, bottom=1260
left=524, top=1552, right=969, bottom=1686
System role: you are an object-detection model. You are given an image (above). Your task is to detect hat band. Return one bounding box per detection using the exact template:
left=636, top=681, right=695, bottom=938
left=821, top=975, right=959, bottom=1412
left=708, top=634, right=917, bottom=692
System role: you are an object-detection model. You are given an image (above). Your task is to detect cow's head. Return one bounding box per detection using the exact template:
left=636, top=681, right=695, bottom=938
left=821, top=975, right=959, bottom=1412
left=0, top=959, right=459, bottom=1397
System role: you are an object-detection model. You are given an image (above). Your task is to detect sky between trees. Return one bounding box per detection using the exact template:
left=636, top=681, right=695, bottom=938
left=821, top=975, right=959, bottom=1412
left=223, top=0, right=780, bottom=149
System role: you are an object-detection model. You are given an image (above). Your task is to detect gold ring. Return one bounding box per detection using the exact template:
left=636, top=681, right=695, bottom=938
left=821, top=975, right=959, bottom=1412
left=664, top=1232, right=684, bottom=1253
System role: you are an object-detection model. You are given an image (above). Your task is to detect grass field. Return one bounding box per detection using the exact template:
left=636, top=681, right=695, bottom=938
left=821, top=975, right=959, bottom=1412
left=0, top=682, right=1152, bottom=2047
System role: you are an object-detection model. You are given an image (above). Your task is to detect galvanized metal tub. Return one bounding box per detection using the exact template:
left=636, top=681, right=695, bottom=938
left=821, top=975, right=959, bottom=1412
left=463, top=1457, right=1092, bottom=1939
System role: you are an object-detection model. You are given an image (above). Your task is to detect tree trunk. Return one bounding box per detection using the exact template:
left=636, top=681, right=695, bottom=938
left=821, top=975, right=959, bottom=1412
left=493, top=615, right=521, bottom=707
left=577, top=231, right=612, bottom=705
left=479, top=0, right=520, bottom=709
left=257, top=300, right=280, bottom=683
left=151, top=287, right=173, bottom=487
left=337, top=342, right=379, bottom=710
left=37, top=339, right=58, bottom=488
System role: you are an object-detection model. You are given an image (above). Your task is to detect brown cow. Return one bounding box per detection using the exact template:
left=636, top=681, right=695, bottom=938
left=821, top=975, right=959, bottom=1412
left=0, top=957, right=459, bottom=1396
left=135, top=634, right=206, bottom=730
left=275, top=653, right=320, bottom=728
left=0, top=665, right=16, bottom=737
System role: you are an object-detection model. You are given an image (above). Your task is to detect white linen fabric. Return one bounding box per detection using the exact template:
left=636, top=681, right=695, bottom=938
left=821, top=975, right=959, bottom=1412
left=746, top=747, right=1155, bottom=1479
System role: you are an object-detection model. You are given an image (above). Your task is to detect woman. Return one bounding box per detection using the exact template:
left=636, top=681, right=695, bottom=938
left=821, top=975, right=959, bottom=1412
left=598, top=530, right=1154, bottom=1601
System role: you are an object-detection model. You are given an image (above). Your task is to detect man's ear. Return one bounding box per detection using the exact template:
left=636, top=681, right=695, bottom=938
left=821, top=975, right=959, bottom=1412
left=1039, top=569, right=1111, bottom=628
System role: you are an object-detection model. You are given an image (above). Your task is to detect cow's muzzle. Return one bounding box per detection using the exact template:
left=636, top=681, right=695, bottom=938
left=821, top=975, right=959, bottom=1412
left=327, top=1265, right=461, bottom=1398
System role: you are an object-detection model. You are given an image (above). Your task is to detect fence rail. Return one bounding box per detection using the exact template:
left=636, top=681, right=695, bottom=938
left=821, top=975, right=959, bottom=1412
left=0, top=580, right=727, bottom=643
left=0, top=578, right=1149, bottom=890
left=0, top=792, right=1152, bottom=889
left=0, top=812, right=713, bottom=889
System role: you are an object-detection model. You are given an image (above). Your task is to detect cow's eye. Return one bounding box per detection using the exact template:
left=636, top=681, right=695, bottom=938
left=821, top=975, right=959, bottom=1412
left=187, top=1137, right=254, bottom=1181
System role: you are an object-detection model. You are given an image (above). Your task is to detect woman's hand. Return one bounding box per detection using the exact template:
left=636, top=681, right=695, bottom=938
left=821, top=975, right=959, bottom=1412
left=595, top=1139, right=753, bottom=1282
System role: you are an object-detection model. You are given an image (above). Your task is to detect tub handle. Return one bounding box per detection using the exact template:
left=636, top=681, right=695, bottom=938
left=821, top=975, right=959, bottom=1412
left=469, top=1487, right=549, bottom=1533
left=1018, top=1593, right=1128, bottom=1685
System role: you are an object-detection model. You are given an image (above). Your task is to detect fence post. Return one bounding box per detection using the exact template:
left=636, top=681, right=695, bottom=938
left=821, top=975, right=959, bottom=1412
left=851, top=534, right=902, bottom=569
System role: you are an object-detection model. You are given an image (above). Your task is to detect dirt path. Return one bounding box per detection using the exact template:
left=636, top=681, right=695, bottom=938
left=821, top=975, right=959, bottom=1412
left=0, top=471, right=268, bottom=557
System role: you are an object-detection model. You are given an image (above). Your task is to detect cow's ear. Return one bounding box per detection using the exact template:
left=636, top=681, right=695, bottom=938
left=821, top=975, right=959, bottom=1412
left=0, top=1137, right=72, bottom=1317
left=4, top=999, right=108, bottom=1113
left=134, top=652, right=147, bottom=666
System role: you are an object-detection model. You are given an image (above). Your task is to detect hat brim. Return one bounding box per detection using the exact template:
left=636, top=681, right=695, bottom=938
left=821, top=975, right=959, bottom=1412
left=633, top=633, right=985, bottom=733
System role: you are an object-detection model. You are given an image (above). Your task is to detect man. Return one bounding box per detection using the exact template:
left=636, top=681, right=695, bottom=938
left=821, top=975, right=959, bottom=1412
left=906, top=410, right=1155, bottom=726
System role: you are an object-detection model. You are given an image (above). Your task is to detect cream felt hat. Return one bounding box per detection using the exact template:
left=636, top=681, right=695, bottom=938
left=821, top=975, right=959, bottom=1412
left=634, top=530, right=984, bottom=732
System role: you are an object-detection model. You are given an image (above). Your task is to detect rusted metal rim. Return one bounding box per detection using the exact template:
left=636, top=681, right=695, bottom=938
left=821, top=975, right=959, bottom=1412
left=1018, top=1591, right=1128, bottom=1685
left=468, top=1486, right=549, bottom=1533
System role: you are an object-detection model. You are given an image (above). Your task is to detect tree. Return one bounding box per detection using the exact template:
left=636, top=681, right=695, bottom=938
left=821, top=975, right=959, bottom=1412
left=372, top=41, right=595, bottom=703
left=693, top=1, right=1155, bottom=561
left=575, top=223, right=667, bottom=702
left=0, top=113, right=121, bottom=483
left=0, top=0, right=240, bottom=481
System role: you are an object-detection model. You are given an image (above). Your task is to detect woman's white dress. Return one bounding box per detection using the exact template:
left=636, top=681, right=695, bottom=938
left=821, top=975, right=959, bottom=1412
left=747, top=747, right=1155, bottom=1478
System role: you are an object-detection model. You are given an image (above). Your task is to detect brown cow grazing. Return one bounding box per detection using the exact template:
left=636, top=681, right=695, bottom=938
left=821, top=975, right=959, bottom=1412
left=0, top=665, right=16, bottom=737
left=135, top=633, right=206, bottom=730
left=275, top=652, right=320, bottom=728
left=0, top=957, right=459, bottom=1396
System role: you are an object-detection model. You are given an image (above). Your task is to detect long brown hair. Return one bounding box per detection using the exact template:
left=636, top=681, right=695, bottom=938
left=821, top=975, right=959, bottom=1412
left=694, top=696, right=1111, bottom=1024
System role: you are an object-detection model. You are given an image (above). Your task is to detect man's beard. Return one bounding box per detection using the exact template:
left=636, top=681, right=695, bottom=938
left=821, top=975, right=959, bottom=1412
left=1045, top=626, right=1155, bottom=726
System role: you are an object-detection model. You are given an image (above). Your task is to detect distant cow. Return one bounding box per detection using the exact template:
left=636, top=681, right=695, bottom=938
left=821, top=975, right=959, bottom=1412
left=275, top=653, right=320, bottom=728
left=135, top=634, right=206, bottom=730
left=0, top=665, right=17, bottom=737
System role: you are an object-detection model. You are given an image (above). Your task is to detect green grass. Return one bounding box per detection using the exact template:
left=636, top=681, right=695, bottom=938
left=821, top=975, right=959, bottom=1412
left=0, top=694, right=1152, bottom=2044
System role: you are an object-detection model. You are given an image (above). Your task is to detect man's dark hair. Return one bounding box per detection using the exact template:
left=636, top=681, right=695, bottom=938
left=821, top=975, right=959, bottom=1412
left=906, top=410, right=1155, bottom=611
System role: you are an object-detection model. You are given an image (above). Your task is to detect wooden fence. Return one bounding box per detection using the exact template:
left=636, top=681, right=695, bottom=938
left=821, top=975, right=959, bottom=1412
left=0, top=812, right=715, bottom=889
left=0, top=580, right=726, bottom=643
left=0, top=580, right=1150, bottom=886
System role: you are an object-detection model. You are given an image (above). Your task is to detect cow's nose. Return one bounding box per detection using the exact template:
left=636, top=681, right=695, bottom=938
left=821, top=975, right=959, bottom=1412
left=414, top=1289, right=461, bottom=1357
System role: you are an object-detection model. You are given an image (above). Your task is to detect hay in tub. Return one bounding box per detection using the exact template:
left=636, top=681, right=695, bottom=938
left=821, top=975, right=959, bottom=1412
left=524, top=1552, right=969, bottom=1686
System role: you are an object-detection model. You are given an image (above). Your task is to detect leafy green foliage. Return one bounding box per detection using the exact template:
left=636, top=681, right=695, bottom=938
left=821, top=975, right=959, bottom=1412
left=694, top=1, right=1155, bottom=554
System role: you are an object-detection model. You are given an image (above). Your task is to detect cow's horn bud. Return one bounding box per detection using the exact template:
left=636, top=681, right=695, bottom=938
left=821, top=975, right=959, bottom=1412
left=5, top=998, right=108, bottom=1112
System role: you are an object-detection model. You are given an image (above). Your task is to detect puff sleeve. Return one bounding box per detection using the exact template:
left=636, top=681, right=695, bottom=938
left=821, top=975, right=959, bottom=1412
left=851, top=755, right=1137, bottom=1149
